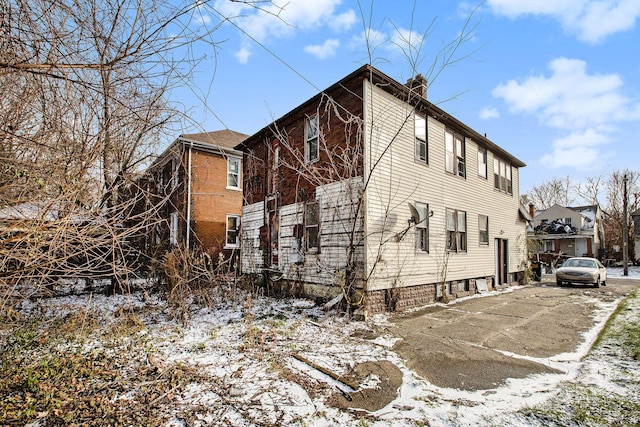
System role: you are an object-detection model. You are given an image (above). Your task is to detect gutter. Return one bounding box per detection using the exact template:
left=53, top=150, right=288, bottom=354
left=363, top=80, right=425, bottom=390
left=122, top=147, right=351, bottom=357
left=186, top=141, right=193, bottom=249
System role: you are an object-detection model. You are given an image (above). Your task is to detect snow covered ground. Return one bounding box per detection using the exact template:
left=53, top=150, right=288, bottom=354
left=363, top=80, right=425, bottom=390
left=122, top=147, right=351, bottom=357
left=3, top=269, right=639, bottom=426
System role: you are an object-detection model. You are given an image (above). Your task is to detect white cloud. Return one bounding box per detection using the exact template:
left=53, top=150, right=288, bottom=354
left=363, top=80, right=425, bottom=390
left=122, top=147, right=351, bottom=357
left=493, top=57, right=640, bottom=171
left=492, top=57, right=638, bottom=130
left=539, top=129, right=613, bottom=169
left=390, top=28, right=425, bottom=56
left=486, top=0, right=640, bottom=43
left=479, top=107, right=500, bottom=120
left=350, top=28, right=388, bottom=50
left=304, top=39, right=340, bottom=59
left=235, top=46, right=252, bottom=64
left=214, top=0, right=354, bottom=62
left=329, top=10, right=357, bottom=32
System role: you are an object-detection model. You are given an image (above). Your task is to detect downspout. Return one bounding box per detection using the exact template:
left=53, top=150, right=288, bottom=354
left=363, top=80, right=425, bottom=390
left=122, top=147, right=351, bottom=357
left=186, top=142, right=193, bottom=249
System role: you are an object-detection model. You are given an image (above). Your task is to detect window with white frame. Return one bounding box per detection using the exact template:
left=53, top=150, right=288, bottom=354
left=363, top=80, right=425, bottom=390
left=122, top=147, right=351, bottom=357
left=478, top=214, right=489, bottom=245
left=169, top=212, right=179, bottom=245
left=227, top=157, right=241, bottom=189
left=543, top=240, right=554, bottom=252
left=305, top=200, right=320, bottom=251
left=305, top=115, right=319, bottom=163
left=415, top=114, right=427, bottom=164
left=493, top=157, right=512, bottom=195
left=445, top=129, right=465, bottom=177
left=225, top=215, right=240, bottom=247
left=446, top=208, right=467, bottom=252
left=415, top=202, right=429, bottom=252
left=478, top=148, right=487, bottom=178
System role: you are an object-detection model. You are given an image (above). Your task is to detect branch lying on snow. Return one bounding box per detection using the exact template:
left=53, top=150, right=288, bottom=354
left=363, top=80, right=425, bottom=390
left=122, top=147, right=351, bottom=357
left=292, top=353, right=359, bottom=391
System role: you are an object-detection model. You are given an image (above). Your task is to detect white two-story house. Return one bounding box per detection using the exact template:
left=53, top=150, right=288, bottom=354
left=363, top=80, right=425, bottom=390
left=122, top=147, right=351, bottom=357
left=236, top=65, right=529, bottom=317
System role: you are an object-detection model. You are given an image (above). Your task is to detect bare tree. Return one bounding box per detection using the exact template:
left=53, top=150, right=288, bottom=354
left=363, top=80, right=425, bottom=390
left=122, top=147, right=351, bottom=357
left=0, top=0, right=264, bottom=303
left=524, top=176, right=575, bottom=211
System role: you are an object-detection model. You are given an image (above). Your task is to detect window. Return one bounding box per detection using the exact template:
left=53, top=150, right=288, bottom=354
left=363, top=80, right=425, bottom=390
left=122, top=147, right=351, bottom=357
left=169, top=212, right=179, bottom=245
left=227, top=157, right=241, bottom=189
left=563, top=217, right=572, bottom=226
left=543, top=240, right=554, bottom=252
left=226, top=215, right=240, bottom=247
left=493, top=157, right=512, bottom=195
left=305, top=200, right=320, bottom=251
left=446, top=208, right=467, bottom=252
left=478, top=214, right=489, bottom=245
left=305, top=115, right=319, bottom=163
left=445, top=129, right=465, bottom=177
left=478, top=148, right=487, bottom=178
left=415, top=114, right=427, bottom=164
left=415, top=202, right=429, bottom=252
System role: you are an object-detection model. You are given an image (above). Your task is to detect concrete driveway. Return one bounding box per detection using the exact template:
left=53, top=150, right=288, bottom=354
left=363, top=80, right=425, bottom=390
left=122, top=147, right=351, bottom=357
left=387, top=278, right=640, bottom=391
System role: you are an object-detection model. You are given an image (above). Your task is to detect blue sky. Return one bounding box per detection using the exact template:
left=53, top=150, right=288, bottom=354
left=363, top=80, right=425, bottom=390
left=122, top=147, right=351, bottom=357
left=173, top=0, right=640, bottom=195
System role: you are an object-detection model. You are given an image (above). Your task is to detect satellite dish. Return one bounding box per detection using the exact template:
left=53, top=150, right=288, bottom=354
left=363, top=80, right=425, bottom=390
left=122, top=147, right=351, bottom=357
left=408, top=203, right=421, bottom=224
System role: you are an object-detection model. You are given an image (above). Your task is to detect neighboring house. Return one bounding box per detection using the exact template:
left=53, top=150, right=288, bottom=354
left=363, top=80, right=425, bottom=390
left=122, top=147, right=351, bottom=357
left=528, top=204, right=604, bottom=259
left=235, top=65, right=529, bottom=317
left=631, top=209, right=640, bottom=264
left=140, top=129, right=247, bottom=262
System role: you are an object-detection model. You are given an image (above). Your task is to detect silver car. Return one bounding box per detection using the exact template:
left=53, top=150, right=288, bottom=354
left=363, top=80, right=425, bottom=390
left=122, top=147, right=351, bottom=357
left=556, top=257, right=607, bottom=288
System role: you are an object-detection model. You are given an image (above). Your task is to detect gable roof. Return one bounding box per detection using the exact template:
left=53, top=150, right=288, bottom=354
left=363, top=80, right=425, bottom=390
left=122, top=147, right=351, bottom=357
left=149, top=129, right=248, bottom=171
left=235, top=64, right=525, bottom=168
left=179, top=129, right=248, bottom=150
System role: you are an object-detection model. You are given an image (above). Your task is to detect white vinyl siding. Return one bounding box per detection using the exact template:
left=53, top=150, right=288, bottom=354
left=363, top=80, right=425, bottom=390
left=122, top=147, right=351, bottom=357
left=363, top=80, right=526, bottom=292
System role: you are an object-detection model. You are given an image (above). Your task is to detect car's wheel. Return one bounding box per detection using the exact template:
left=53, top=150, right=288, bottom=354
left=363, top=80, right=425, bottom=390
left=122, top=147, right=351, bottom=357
left=594, top=276, right=601, bottom=288
left=557, top=279, right=564, bottom=286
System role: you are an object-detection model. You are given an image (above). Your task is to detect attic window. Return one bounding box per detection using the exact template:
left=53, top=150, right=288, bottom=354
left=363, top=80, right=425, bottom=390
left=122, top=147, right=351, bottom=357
left=305, top=115, right=319, bottom=163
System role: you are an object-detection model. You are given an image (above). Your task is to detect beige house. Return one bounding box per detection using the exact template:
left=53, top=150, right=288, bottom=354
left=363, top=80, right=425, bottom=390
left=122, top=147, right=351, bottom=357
left=236, top=65, right=529, bottom=316
left=528, top=204, right=604, bottom=259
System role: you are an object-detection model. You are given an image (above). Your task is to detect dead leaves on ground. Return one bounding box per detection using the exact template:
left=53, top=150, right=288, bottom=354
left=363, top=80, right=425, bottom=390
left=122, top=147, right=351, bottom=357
left=0, top=310, right=220, bottom=426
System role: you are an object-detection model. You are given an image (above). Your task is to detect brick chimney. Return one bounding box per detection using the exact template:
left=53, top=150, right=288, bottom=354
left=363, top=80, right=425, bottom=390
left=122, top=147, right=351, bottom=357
left=406, top=74, right=427, bottom=99
left=529, top=203, right=535, bottom=219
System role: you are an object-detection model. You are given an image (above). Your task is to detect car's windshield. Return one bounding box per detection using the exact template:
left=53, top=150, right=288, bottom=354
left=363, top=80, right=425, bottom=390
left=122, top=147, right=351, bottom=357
left=562, top=259, right=596, bottom=268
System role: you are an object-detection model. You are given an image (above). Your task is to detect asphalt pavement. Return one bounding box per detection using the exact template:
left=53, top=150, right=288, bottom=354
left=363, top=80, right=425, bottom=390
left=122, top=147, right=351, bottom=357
left=386, top=278, right=639, bottom=391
